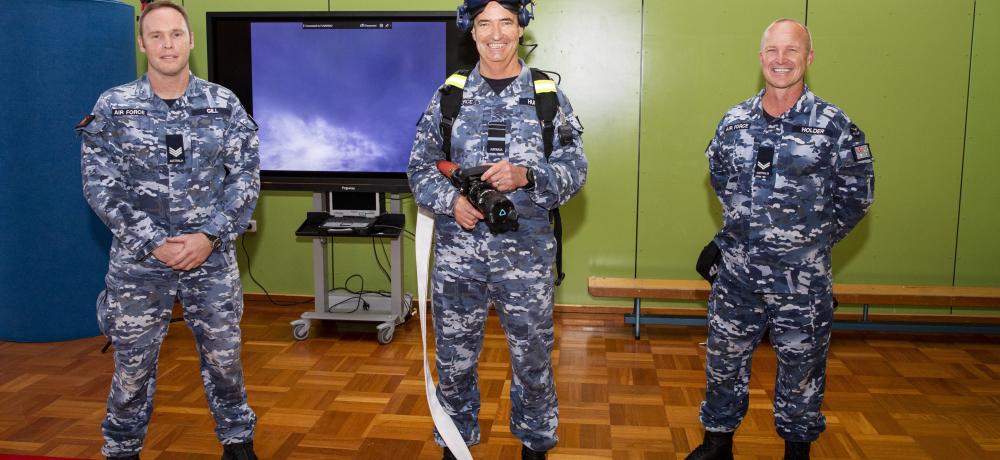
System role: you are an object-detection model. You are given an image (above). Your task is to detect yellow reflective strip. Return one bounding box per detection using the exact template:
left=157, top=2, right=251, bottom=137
left=445, top=74, right=468, bottom=89
left=534, top=79, right=556, bottom=93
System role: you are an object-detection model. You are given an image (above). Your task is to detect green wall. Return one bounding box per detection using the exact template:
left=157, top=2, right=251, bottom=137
left=636, top=0, right=805, bottom=308
left=956, top=0, right=1000, bottom=288
left=122, top=0, right=999, bottom=307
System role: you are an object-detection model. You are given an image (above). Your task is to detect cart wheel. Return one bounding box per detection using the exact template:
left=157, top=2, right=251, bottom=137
left=291, top=319, right=310, bottom=341
left=376, top=324, right=394, bottom=344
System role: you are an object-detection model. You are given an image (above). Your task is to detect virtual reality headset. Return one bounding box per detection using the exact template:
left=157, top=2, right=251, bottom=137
left=456, top=0, right=534, bottom=32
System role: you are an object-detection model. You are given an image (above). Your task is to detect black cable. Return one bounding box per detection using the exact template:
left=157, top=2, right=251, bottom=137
left=240, top=235, right=313, bottom=307
left=379, top=237, right=391, bottom=273
left=522, top=41, right=539, bottom=60
left=335, top=273, right=389, bottom=297
left=369, top=224, right=415, bottom=239
left=536, top=68, right=562, bottom=85
left=372, top=236, right=391, bottom=282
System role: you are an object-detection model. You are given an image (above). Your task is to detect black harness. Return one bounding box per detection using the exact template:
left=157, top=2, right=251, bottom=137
left=438, top=68, right=567, bottom=285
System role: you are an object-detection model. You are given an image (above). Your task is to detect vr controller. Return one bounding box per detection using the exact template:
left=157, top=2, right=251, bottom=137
left=437, top=160, right=519, bottom=234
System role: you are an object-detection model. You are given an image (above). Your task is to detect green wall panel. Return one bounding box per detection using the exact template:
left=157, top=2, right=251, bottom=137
left=526, top=0, right=643, bottom=304
left=635, top=1, right=804, bottom=307
left=955, top=0, right=1000, bottom=289
left=117, top=0, right=145, bottom=77
left=808, top=0, right=973, bottom=287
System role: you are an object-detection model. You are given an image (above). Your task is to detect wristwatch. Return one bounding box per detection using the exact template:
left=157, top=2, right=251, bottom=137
left=523, top=167, right=536, bottom=190
left=204, top=233, right=222, bottom=250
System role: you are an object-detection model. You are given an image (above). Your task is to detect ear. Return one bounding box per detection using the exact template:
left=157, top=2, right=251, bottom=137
left=806, top=49, right=815, bottom=66
left=137, top=34, right=146, bottom=54
left=189, top=30, right=195, bottom=49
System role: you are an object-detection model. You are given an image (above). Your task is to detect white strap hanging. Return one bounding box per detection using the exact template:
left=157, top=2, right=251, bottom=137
left=415, top=207, right=473, bottom=460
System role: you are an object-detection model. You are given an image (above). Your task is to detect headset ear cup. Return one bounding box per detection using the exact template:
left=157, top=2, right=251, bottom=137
left=518, top=1, right=533, bottom=27
left=456, top=4, right=472, bottom=32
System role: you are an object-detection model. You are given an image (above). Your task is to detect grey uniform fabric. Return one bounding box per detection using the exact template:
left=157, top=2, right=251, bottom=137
left=701, top=86, right=874, bottom=442
left=408, top=61, right=587, bottom=452
left=79, top=74, right=260, bottom=457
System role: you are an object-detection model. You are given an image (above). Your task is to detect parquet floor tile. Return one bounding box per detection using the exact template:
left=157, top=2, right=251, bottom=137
left=1, top=302, right=998, bottom=459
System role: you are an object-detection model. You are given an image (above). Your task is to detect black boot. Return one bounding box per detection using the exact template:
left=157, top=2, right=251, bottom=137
left=442, top=447, right=458, bottom=460
left=107, top=456, right=139, bottom=460
left=783, top=440, right=810, bottom=460
left=221, top=441, right=258, bottom=460
left=521, top=445, right=547, bottom=460
left=685, top=430, right=734, bottom=460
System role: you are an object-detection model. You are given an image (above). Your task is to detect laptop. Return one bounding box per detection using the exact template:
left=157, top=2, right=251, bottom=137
left=320, top=192, right=380, bottom=231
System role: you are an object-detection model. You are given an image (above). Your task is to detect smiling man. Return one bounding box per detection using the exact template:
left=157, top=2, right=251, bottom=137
left=76, top=1, right=260, bottom=459
left=407, top=1, right=587, bottom=459
left=685, top=19, right=875, bottom=460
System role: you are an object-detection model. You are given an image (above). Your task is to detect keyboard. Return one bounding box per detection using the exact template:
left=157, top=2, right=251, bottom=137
left=321, top=217, right=375, bottom=229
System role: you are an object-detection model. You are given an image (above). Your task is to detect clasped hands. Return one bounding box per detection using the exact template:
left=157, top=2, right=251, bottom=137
left=151, top=233, right=215, bottom=270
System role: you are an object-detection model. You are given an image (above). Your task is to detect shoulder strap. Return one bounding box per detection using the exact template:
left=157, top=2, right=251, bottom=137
left=530, top=68, right=558, bottom=160
left=438, top=70, right=470, bottom=162
left=531, top=69, right=566, bottom=285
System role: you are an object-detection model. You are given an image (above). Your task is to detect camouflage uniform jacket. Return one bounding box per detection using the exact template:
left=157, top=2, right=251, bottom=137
left=706, top=86, right=874, bottom=294
left=79, top=74, right=260, bottom=261
left=408, top=61, right=587, bottom=282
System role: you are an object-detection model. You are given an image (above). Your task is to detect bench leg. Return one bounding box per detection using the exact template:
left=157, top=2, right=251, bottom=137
left=633, top=298, right=641, bottom=339
left=862, top=303, right=869, bottom=322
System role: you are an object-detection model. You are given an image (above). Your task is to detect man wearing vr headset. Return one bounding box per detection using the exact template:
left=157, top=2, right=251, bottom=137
left=688, top=19, right=874, bottom=460
left=407, top=1, right=587, bottom=459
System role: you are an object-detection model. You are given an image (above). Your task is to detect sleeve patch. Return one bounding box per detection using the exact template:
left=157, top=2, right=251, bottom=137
left=75, top=114, right=95, bottom=130
left=852, top=143, right=873, bottom=163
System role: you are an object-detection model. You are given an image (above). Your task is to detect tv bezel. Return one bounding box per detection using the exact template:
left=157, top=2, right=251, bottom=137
left=206, top=11, right=477, bottom=193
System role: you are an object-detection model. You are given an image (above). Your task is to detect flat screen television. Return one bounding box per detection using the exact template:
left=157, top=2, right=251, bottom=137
left=206, top=12, right=478, bottom=192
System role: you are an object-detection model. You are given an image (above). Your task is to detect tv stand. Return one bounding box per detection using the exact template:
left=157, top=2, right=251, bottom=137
left=289, top=193, right=411, bottom=344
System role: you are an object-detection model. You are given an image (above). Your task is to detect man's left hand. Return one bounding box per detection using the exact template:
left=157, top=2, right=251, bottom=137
left=481, top=160, right=528, bottom=192
left=164, top=233, right=215, bottom=271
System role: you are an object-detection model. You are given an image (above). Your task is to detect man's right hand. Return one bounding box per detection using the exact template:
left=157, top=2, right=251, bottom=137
left=151, top=242, right=184, bottom=265
left=453, top=195, right=484, bottom=230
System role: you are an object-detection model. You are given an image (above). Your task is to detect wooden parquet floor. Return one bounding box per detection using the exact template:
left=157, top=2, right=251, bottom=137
left=1, top=301, right=999, bottom=460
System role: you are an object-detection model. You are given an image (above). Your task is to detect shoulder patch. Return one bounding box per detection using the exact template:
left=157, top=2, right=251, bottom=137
left=852, top=143, right=873, bottom=163
left=75, top=114, right=95, bottom=130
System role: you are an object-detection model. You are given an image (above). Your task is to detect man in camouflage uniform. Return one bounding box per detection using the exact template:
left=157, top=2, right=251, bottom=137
left=686, top=19, right=874, bottom=460
left=408, top=1, right=586, bottom=459
left=77, top=2, right=259, bottom=459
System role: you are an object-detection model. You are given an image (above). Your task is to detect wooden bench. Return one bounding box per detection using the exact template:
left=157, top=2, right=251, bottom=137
left=588, top=277, right=1000, bottom=337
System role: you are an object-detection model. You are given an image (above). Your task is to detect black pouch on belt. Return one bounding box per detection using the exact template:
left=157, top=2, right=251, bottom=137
left=696, top=240, right=722, bottom=283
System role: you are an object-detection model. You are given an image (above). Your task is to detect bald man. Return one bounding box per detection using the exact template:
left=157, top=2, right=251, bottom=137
left=685, top=19, right=875, bottom=460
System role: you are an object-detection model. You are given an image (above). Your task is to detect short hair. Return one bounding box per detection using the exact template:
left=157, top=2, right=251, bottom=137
left=138, top=1, right=191, bottom=38
left=761, top=18, right=812, bottom=51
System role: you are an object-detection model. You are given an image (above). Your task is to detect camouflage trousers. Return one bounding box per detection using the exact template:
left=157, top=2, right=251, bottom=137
left=700, top=273, right=834, bottom=442
left=96, top=241, right=256, bottom=457
left=431, top=270, right=559, bottom=452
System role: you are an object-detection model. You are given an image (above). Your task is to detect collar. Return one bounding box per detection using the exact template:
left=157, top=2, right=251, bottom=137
left=750, top=84, right=815, bottom=120
left=137, top=72, right=199, bottom=101
left=468, top=59, right=532, bottom=97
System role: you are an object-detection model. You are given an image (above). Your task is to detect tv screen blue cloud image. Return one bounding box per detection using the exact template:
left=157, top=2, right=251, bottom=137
left=250, top=21, right=446, bottom=174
